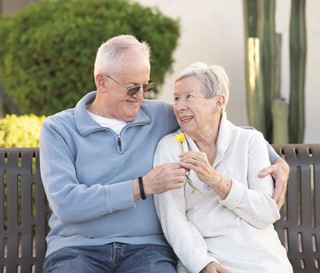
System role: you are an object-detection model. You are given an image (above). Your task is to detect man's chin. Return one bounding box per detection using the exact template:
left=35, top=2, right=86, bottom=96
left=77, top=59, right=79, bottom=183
left=124, top=111, right=139, bottom=122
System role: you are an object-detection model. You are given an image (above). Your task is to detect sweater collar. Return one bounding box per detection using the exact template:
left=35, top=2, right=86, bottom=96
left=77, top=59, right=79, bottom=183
left=74, top=91, right=151, bottom=136
left=214, top=112, right=233, bottom=166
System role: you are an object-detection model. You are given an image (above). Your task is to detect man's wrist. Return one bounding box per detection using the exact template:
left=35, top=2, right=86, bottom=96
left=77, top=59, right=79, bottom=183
left=138, top=176, right=146, bottom=200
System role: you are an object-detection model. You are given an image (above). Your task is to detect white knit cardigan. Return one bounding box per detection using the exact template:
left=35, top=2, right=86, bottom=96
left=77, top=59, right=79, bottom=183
left=154, top=113, right=293, bottom=273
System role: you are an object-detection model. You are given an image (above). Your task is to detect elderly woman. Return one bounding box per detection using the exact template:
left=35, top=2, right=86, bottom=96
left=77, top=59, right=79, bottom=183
left=153, top=62, right=293, bottom=273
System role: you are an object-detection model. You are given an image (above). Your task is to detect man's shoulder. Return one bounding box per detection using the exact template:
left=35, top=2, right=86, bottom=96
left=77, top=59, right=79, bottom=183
left=141, top=99, right=172, bottom=110
left=43, top=108, right=75, bottom=127
left=140, top=100, right=174, bottom=121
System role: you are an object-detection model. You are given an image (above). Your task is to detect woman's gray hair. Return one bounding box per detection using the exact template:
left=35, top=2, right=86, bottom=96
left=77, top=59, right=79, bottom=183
left=94, top=35, right=151, bottom=78
left=176, top=61, right=230, bottom=107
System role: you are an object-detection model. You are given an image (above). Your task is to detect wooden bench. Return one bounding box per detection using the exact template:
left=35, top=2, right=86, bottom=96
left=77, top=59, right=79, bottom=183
left=0, top=144, right=319, bottom=273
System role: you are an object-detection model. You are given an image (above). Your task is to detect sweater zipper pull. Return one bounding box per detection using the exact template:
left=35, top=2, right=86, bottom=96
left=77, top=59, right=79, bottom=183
left=117, top=135, right=122, bottom=151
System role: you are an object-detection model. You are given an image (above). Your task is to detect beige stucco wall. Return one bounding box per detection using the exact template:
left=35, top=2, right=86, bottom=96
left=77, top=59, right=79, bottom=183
left=133, top=0, right=320, bottom=144
left=1, top=0, right=319, bottom=143
left=1, top=0, right=39, bottom=14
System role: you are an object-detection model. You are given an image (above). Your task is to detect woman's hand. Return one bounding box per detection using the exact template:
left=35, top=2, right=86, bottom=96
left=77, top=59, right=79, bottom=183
left=179, top=151, right=215, bottom=184
left=179, top=151, right=232, bottom=199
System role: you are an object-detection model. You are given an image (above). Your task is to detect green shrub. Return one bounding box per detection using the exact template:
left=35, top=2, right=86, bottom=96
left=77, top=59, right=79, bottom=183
left=0, top=0, right=180, bottom=116
left=0, top=114, right=45, bottom=147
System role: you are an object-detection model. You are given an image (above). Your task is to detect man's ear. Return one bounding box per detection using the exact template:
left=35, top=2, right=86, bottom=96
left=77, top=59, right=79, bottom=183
left=96, top=74, right=105, bottom=89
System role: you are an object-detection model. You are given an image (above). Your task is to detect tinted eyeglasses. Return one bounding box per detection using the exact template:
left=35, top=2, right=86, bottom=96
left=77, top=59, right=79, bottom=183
left=105, top=75, right=156, bottom=96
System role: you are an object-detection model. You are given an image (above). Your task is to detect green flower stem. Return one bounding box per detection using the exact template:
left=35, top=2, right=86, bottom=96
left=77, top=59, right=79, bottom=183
left=186, top=175, right=201, bottom=194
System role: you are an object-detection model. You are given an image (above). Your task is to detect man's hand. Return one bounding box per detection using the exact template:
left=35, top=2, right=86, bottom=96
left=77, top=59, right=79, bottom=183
left=143, top=163, right=186, bottom=195
left=258, top=157, right=290, bottom=209
left=200, top=261, right=232, bottom=273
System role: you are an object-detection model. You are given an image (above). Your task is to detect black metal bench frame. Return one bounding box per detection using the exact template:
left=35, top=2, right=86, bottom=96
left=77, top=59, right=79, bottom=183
left=1, top=144, right=320, bottom=273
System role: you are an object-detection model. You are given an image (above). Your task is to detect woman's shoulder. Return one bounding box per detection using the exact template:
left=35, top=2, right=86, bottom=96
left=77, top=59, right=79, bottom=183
left=157, top=129, right=182, bottom=147
left=154, top=129, right=184, bottom=164
left=234, top=124, right=265, bottom=139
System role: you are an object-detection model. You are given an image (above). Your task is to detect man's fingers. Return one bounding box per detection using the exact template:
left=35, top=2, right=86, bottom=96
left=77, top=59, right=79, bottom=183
left=272, top=185, right=282, bottom=202
left=164, top=162, right=184, bottom=169
left=274, top=193, right=285, bottom=210
left=216, top=263, right=232, bottom=273
left=277, top=197, right=285, bottom=210
left=272, top=192, right=283, bottom=209
left=258, top=165, right=274, bottom=178
left=273, top=182, right=287, bottom=210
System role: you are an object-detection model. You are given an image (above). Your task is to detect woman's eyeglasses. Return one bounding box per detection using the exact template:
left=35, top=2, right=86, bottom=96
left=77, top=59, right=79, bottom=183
left=105, top=75, right=156, bottom=96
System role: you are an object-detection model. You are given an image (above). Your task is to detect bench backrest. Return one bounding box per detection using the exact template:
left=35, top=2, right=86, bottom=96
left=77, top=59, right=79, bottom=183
left=1, top=145, right=320, bottom=273
left=273, top=144, right=320, bottom=273
left=0, top=148, right=49, bottom=273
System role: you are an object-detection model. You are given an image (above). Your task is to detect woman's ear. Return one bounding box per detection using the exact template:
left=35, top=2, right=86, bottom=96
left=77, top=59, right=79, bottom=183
left=214, top=95, right=226, bottom=112
left=216, top=95, right=225, bottom=108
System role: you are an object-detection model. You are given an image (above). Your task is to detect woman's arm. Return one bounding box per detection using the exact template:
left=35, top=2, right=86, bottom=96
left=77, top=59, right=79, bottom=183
left=243, top=127, right=290, bottom=209
left=220, top=132, right=280, bottom=228
left=180, top=131, right=280, bottom=229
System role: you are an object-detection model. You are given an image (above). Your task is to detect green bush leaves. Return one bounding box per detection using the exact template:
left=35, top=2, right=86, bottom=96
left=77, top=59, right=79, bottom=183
left=0, top=0, right=180, bottom=115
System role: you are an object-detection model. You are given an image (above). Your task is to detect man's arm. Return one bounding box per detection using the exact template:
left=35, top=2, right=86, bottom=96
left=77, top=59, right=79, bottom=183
left=259, top=156, right=289, bottom=210
left=263, top=142, right=290, bottom=209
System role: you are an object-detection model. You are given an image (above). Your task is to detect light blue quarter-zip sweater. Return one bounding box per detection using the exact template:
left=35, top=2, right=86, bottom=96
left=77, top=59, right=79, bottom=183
left=40, top=91, right=179, bottom=257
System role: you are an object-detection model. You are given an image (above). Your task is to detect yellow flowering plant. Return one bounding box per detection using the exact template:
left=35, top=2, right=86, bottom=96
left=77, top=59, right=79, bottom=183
left=174, top=132, right=201, bottom=193
left=0, top=114, right=46, bottom=147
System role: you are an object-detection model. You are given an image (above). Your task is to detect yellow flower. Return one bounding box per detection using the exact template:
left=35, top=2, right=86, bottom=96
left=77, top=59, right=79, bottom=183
left=175, top=132, right=185, bottom=143
left=174, top=132, right=201, bottom=194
